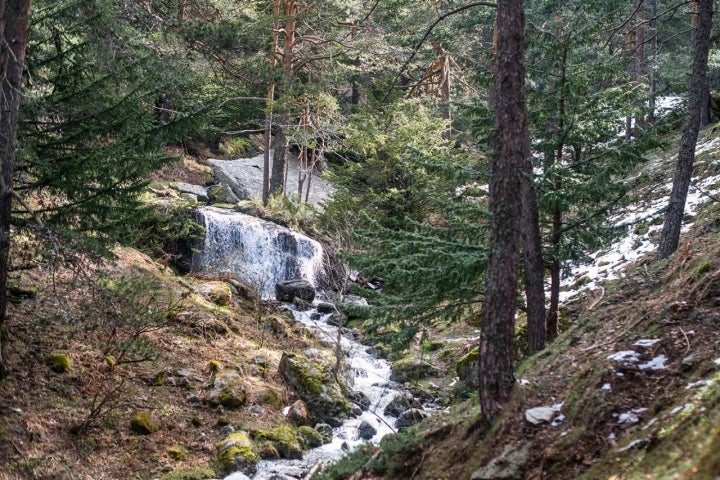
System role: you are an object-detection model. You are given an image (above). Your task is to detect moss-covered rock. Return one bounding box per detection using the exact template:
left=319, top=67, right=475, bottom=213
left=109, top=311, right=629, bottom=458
left=167, top=446, right=186, bottom=460
left=253, top=424, right=303, bottom=459
left=297, top=425, right=323, bottom=449
left=207, top=370, right=247, bottom=409
left=130, top=411, right=159, bottom=435
left=48, top=352, right=72, bottom=373
left=197, top=282, right=232, bottom=306
left=390, top=357, right=442, bottom=383
left=456, top=347, right=480, bottom=389
left=257, top=441, right=280, bottom=459
left=259, top=387, right=283, bottom=410
left=314, top=423, right=333, bottom=444
left=161, top=466, right=216, bottom=480
left=215, top=431, right=258, bottom=476
left=278, top=352, right=351, bottom=423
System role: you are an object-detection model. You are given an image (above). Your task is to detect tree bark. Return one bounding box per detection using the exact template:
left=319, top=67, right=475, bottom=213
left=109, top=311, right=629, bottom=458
left=657, top=0, right=712, bottom=260
left=521, top=153, right=546, bottom=355
left=479, top=0, right=526, bottom=423
left=0, top=0, right=32, bottom=379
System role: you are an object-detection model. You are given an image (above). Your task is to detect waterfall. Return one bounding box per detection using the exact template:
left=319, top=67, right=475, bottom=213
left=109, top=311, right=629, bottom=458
left=192, top=207, right=324, bottom=298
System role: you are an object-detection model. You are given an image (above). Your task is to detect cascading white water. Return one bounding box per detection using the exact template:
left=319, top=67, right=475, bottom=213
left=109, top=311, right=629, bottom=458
left=192, top=207, right=324, bottom=298
left=192, top=207, right=413, bottom=480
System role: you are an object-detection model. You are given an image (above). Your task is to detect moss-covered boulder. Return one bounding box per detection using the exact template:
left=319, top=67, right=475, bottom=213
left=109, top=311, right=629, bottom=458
left=162, top=466, right=216, bottom=480
left=253, top=424, right=303, bottom=459
left=48, top=352, right=72, bottom=373
left=297, top=425, right=323, bottom=449
left=456, top=347, right=480, bottom=389
left=259, top=387, right=283, bottom=410
left=197, top=281, right=232, bottom=306
left=278, top=352, right=352, bottom=423
left=130, top=411, right=159, bottom=435
left=206, top=370, right=247, bottom=409
left=314, top=423, right=334, bottom=444
left=216, top=431, right=258, bottom=476
left=390, top=358, right=442, bottom=383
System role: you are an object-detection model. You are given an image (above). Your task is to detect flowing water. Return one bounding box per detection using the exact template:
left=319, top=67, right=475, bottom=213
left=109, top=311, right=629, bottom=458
left=192, top=207, right=324, bottom=297
left=192, top=207, right=409, bottom=479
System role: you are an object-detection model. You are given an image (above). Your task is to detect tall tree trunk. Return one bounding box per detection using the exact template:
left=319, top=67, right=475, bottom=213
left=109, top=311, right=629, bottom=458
left=657, top=0, right=712, bottom=259
left=521, top=155, right=546, bottom=354
left=479, top=0, right=526, bottom=423
left=269, top=1, right=296, bottom=196
left=647, top=0, right=657, bottom=123
left=0, top=0, right=32, bottom=379
left=546, top=47, right=566, bottom=342
left=635, top=0, right=646, bottom=129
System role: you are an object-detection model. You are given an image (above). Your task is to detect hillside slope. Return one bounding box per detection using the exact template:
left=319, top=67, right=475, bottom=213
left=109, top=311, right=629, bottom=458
left=319, top=130, right=720, bottom=480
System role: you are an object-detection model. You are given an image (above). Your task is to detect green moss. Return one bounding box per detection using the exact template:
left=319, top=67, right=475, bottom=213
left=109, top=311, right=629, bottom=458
left=167, top=446, right=186, bottom=460
left=217, top=385, right=246, bottom=409
left=215, top=431, right=258, bottom=475
left=161, top=467, right=216, bottom=480
left=696, top=260, right=712, bottom=276
left=130, top=411, right=159, bottom=435
left=259, top=388, right=283, bottom=410
left=297, top=426, right=323, bottom=449
left=257, top=441, right=280, bottom=459
left=253, top=424, right=303, bottom=459
left=456, top=347, right=479, bottom=369
left=209, top=360, right=222, bottom=373
left=48, top=352, right=71, bottom=373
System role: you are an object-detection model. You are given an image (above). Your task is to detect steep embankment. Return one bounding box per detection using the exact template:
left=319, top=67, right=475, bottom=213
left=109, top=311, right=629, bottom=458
left=320, top=130, right=720, bottom=479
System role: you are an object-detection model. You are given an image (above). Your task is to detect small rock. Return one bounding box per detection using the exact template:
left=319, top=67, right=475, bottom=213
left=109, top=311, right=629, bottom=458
left=275, top=279, right=315, bottom=303
left=314, top=423, right=333, bottom=444
left=130, top=411, right=159, bottom=435
left=357, top=421, right=377, bottom=440
left=316, top=302, right=337, bottom=314
left=384, top=393, right=414, bottom=418
left=682, top=351, right=702, bottom=366
left=286, top=400, right=309, bottom=425
left=248, top=405, right=265, bottom=415
left=396, top=408, right=427, bottom=430
left=524, top=407, right=558, bottom=425
left=186, top=393, right=202, bottom=404
left=221, top=425, right=236, bottom=436
left=470, top=443, right=532, bottom=480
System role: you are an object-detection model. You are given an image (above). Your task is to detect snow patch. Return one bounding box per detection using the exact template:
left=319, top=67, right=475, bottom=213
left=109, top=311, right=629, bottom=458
left=616, top=408, right=647, bottom=424
left=633, top=339, right=660, bottom=347
left=638, top=354, right=667, bottom=371
left=714, top=357, right=720, bottom=366
left=670, top=404, right=692, bottom=416
left=601, top=383, right=612, bottom=391
left=685, top=380, right=709, bottom=390
left=608, top=350, right=640, bottom=363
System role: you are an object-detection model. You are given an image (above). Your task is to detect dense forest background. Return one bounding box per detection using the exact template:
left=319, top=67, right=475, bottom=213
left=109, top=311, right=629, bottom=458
left=1, top=1, right=720, bottom=479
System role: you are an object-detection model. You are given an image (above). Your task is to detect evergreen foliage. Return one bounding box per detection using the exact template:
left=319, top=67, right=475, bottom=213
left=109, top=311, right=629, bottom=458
left=323, top=101, right=488, bottom=348
left=17, top=0, right=206, bottom=246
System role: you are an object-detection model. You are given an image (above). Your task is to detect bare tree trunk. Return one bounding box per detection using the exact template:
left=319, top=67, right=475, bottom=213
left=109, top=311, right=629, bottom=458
left=479, top=0, right=526, bottom=423
left=270, top=125, right=288, bottom=196
left=635, top=0, right=646, bottom=129
left=647, top=0, right=657, bottom=123
left=521, top=155, right=546, bottom=354
left=657, top=0, right=712, bottom=259
left=0, top=0, right=32, bottom=379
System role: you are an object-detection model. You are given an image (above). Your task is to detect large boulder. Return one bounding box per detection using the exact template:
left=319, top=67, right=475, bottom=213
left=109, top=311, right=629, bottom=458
left=275, top=279, right=315, bottom=303
left=383, top=392, right=417, bottom=418
left=278, top=352, right=351, bottom=423
left=395, top=408, right=427, bottom=430
left=390, top=358, right=442, bottom=383
left=173, top=182, right=209, bottom=202
left=207, top=154, right=334, bottom=207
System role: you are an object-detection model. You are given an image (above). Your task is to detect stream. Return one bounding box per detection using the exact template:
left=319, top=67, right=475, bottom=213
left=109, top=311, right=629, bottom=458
left=191, top=207, right=418, bottom=479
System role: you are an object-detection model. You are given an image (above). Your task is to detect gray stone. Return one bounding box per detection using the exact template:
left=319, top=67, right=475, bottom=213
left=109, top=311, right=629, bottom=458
left=314, top=423, right=333, bottom=444
left=173, top=182, right=209, bottom=202
left=395, top=408, right=427, bottom=430
left=276, top=279, right=316, bottom=303
left=470, top=443, right=532, bottom=480
left=384, top=393, right=415, bottom=418
left=208, top=184, right=240, bottom=204
left=186, top=393, right=202, bottom=404
left=316, top=302, right=337, bottom=314
left=525, top=407, right=558, bottom=425
left=207, top=154, right=334, bottom=207
left=357, top=421, right=377, bottom=440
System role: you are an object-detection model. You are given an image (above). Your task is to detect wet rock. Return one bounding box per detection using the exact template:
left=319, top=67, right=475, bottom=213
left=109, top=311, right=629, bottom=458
left=216, top=431, right=259, bottom=476
left=396, top=408, right=427, bottom=430
left=297, top=425, right=324, bottom=448
left=314, top=423, right=333, bottom=444
left=275, top=279, right=316, bottom=303
left=357, top=421, right=377, bottom=440
left=253, top=424, right=303, bottom=460
left=384, top=393, right=415, bottom=418
left=278, top=352, right=351, bottom=423
left=470, top=443, right=532, bottom=480
left=316, top=302, right=337, bottom=314
left=349, top=391, right=371, bottom=411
